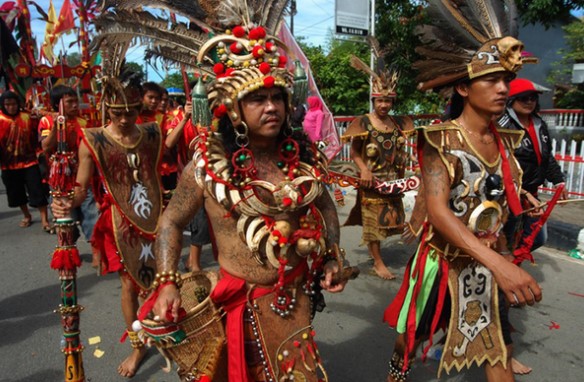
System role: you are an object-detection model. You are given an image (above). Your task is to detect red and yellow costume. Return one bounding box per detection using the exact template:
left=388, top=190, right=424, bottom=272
left=0, top=110, right=38, bottom=171
left=38, top=114, right=88, bottom=155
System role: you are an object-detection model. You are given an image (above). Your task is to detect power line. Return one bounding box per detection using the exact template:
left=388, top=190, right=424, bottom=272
left=295, top=15, right=333, bottom=34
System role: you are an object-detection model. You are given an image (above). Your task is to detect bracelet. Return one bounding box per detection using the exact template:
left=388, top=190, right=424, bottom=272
left=388, top=351, right=411, bottom=382
left=322, top=246, right=346, bottom=268
left=152, top=270, right=183, bottom=289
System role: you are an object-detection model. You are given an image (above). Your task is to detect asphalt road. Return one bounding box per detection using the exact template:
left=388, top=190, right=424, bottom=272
left=1, top=185, right=583, bottom=382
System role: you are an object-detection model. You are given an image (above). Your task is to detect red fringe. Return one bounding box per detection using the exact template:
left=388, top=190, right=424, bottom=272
left=48, top=154, right=78, bottom=192
left=50, top=247, right=82, bottom=270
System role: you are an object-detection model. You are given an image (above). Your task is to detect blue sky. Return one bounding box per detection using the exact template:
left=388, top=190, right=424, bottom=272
left=27, top=0, right=336, bottom=81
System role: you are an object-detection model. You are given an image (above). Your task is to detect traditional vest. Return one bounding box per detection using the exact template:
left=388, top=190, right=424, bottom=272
left=421, top=122, right=523, bottom=256
left=82, top=123, right=163, bottom=289
left=419, top=121, right=523, bottom=375
left=361, top=115, right=410, bottom=182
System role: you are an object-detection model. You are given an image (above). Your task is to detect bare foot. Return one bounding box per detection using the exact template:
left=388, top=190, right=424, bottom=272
left=370, top=263, right=396, bottom=280
left=19, top=216, right=32, bottom=228
left=117, top=347, right=147, bottom=378
left=512, top=357, right=532, bottom=375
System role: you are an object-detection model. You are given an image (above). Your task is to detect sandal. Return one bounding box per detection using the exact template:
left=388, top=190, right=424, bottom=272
left=43, top=225, right=56, bottom=234
left=19, top=217, right=32, bottom=228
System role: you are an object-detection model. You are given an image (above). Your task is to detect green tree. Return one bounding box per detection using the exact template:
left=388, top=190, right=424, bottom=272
left=517, top=0, right=584, bottom=27
left=300, top=35, right=370, bottom=116
left=125, top=61, right=145, bottom=80
left=160, top=72, right=197, bottom=90
left=375, top=0, right=443, bottom=115
left=65, top=52, right=81, bottom=66
left=548, top=19, right=584, bottom=108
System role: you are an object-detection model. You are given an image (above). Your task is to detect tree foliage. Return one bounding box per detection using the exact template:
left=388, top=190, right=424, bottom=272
left=375, top=0, right=443, bottom=115
left=517, top=0, right=584, bottom=27
left=548, top=19, right=584, bottom=108
left=160, top=72, right=196, bottom=90
left=125, top=62, right=145, bottom=81
left=300, top=36, right=370, bottom=116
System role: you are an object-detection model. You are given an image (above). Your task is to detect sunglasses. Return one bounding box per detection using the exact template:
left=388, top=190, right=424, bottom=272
left=516, top=94, right=538, bottom=103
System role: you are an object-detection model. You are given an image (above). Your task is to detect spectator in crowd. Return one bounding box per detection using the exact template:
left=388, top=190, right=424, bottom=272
left=0, top=91, right=50, bottom=231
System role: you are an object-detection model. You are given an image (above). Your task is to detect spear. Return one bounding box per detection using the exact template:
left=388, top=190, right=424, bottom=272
left=48, top=99, right=85, bottom=382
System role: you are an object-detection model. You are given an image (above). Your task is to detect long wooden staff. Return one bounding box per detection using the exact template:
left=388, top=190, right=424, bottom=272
left=48, top=100, right=85, bottom=382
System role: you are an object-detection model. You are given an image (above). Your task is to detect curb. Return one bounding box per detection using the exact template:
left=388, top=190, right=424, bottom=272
left=546, top=220, right=583, bottom=252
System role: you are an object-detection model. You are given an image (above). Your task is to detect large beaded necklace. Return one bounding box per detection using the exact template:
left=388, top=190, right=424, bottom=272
left=193, top=130, right=330, bottom=316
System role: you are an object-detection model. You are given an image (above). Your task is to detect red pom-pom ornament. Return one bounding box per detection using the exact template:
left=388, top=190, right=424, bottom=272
left=263, top=76, right=275, bottom=88
left=278, top=55, right=287, bottom=68
left=259, top=62, right=271, bottom=74
left=252, top=45, right=265, bottom=58
left=232, top=25, right=246, bottom=38
left=213, top=63, right=225, bottom=75
left=230, top=42, right=243, bottom=54
left=225, top=68, right=235, bottom=76
left=214, top=104, right=228, bottom=118
left=249, top=26, right=266, bottom=40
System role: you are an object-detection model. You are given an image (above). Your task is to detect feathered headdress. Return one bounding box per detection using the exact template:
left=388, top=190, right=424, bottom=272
left=350, top=36, right=399, bottom=98
left=91, top=0, right=295, bottom=125
left=414, top=0, right=538, bottom=91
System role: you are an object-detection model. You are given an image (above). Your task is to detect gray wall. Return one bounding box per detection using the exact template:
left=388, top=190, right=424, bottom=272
left=517, top=20, right=572, bottom=109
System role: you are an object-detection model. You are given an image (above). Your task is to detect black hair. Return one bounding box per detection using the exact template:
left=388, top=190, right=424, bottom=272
left=141, top=81, right=164, bottom=97
left=50, top=85, right=77, bottom=111
left=0, top=91, right=21, bottom=116
left=443, top=78, right=472, bottom=120
left=160, top=87, right=169, bottom=96
left=508, top=93, right=541, bottom=114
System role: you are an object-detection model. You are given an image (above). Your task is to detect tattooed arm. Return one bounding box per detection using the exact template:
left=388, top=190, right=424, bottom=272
left=153, top=160, right=204, bottom=321
left=423, top=143, right=541, bottom=307
left=348, top=118, right=373, bottom=188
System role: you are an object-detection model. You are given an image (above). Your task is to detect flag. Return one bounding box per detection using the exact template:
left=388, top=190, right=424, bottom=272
left=40, top=0, right=57, bottom=64
left=277, top=23, right=341, bottom=161
left=53, top=0, right=75, bottom=36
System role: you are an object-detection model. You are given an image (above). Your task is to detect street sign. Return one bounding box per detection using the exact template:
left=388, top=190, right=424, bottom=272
left=335, top=0, right=369, bottom=37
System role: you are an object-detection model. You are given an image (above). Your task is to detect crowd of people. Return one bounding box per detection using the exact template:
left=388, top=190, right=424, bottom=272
left=0, top=0, right=573, bottom=381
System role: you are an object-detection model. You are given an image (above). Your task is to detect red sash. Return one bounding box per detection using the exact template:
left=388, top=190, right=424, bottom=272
left=210, top=262, right=308, bottom=382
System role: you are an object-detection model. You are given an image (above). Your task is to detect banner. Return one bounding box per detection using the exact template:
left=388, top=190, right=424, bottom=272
left=277, top=23, right=341, bottom=161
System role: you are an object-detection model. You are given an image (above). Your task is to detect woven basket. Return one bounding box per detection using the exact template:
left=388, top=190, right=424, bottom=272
left=143, top=271, right=225, bottom=380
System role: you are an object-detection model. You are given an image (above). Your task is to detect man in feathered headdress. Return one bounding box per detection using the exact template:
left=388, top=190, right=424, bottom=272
left=88, top=1, right=362, bottom=380
left=383, top=1, right=542, bottom=381
left=342, top=37, right=414, bottom=280
left=52, top=70, right=164, bottom=377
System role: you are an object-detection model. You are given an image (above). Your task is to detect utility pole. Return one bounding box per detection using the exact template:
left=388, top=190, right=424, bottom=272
left=290, top=0, right=297, bottom=35
left=369, top=0, right=375, bottom=112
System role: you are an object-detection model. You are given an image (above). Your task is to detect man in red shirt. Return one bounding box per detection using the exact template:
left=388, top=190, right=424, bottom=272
left=39, top=86, right=99, bottom=255
left=0, top=91, right=50, bottom=230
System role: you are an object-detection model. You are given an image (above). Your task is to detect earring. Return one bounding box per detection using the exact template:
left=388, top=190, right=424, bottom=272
left=231, top=122, right=256, bottom=186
